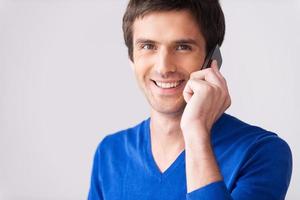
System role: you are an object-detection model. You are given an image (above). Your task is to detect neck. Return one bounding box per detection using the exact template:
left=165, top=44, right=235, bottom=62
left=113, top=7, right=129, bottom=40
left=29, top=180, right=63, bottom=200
left=149, top=109, right=185, bottom=150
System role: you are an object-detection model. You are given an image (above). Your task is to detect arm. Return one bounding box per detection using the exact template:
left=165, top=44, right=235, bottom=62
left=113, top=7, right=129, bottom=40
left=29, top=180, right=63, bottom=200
left=88, top=145, right=104, bottom=200
left=184, top=128, right=222, bottom=193
left=181, top=60, right=231, bottom=194
left=181, top=61, right=292, bottom=199
left=183, top=126, right=233, bottom=200
left=184, top=134, right=292, bottom=200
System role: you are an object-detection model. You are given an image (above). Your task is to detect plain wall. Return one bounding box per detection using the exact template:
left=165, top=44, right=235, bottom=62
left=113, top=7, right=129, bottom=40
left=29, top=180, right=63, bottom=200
left=0, top=0, right=299, bottom=199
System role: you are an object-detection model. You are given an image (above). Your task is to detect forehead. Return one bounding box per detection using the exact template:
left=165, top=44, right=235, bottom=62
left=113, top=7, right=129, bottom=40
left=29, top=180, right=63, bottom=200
left=132, top=10, right=204, bottom=44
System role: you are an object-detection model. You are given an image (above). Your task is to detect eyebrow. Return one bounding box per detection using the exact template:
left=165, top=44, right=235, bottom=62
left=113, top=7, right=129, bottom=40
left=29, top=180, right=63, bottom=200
left=174, top=39, right=198, bottom=45
left=135, top=39, right=156, bottom=45
left=135, top=38, right=198, bottom=46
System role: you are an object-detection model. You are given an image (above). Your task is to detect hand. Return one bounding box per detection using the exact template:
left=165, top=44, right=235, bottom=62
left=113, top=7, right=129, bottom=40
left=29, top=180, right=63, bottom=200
left=180, top=60, right=231, bottom=141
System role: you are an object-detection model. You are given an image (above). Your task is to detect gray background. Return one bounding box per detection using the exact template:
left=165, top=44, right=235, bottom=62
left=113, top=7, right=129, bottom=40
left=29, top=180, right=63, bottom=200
left=0, top=0, right=299, bottom=199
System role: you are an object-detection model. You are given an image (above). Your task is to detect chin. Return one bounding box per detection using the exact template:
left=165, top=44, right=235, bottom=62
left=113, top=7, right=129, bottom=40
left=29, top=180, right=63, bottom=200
left=149, top=98, right=186, bottom=116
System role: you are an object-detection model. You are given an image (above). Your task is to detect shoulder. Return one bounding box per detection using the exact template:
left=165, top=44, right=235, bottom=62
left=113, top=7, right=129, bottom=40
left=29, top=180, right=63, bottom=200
left=216, top=113, right=280, bottom=143
left=222, top=113, right=292, bottom=166
left=96, top=118, right=150, bottom=156
left=215, top=113, right=292, bottom=166
left=216, top=114, right=292, bottom=195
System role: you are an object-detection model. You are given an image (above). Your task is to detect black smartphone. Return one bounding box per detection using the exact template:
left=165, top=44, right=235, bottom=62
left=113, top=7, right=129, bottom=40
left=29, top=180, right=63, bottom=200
left=201, top=45, right=222, bottom=70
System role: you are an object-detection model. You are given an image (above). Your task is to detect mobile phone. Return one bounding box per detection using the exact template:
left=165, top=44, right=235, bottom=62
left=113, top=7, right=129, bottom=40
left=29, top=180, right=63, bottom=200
left=201, top=45, right=222, bottom=70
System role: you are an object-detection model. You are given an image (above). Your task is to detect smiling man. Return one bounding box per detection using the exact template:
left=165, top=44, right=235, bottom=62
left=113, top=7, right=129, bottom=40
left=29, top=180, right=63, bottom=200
left=88, top=1, right=292, bottom=200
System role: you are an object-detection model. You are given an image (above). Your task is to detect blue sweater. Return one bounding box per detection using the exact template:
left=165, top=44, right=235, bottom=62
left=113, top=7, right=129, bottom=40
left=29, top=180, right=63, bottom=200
left=88, top=113, right=292, bottom=200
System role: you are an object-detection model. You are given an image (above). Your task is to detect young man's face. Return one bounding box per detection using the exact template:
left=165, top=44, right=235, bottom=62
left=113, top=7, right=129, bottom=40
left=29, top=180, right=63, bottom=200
left=132, top=10, right=206, bottom=116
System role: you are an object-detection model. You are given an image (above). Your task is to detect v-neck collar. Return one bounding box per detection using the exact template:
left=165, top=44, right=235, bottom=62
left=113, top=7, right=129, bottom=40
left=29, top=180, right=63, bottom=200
left=141, top=113, right=227, bottom=181
left=143, top=118, right=185, bottom=181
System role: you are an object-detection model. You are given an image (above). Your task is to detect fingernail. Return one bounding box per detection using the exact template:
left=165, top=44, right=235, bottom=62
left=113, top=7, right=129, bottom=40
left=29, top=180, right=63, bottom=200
left=212, top=60, right=218, bottom=70
left=213, top=60, right=218, bottom=67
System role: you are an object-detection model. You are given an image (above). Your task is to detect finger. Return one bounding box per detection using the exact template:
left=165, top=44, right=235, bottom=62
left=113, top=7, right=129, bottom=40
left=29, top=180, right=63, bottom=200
left=211, top=60, right=225, bottom=81
left=211, top=59, right=230, bottom=89
left=183, top=78, right=218, bottom=102
left=211, top=60, right=220, bottom=72
left=182, top=79, right=194, bottom=103
left=187, top=72, right=230, bottom=108
left=190, top=67, right=224, bottom=89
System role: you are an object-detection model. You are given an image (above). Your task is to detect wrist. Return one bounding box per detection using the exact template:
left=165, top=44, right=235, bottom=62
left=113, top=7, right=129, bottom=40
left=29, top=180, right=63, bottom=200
left=181, top=119, right=211, bottom=134
left=182, top=125, right=211, bottom=146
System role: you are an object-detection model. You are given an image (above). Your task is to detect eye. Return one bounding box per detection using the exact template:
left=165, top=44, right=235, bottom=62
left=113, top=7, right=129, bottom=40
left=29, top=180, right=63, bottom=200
left=140, top=43, right=156, bottom=50
left=176, top=44, right=192, bottom=51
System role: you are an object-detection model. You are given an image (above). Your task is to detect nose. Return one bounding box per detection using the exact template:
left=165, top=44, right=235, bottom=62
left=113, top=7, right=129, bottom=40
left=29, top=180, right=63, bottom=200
left=154, top=47, right=177, bottom=76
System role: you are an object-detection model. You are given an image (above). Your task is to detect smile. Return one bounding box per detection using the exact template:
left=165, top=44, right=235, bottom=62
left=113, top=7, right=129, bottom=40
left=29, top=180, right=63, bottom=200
left=152, top=80, right=184, bottom=89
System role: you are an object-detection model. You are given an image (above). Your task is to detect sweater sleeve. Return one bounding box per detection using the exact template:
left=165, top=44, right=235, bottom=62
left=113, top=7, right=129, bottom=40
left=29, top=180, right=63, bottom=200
left=186, top=135, right=292, bottom=200
left=88, top=143, right=104, bottom=200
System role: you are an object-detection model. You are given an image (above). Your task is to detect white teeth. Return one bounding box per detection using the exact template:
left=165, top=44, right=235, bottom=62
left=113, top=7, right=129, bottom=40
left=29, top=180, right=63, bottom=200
left=155, top=81, right=182, bottom=89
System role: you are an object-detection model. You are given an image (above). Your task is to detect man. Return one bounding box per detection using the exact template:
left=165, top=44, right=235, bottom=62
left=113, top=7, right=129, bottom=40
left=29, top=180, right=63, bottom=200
left=88, top=0, right=292, bottom=199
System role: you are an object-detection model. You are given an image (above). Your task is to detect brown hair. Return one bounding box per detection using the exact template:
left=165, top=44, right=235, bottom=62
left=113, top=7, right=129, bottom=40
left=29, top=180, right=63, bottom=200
left=122, top=0, right=225, bottom=62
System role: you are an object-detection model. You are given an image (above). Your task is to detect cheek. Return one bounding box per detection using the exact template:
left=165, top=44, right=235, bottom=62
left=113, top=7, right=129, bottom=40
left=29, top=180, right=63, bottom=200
left=134, top=51, right=154, bottom=66
left=133, top=52, right=154, bottom=78
left=176, top=53, right=205, bottom=74
left=133, top=61, right=150, bottom=85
